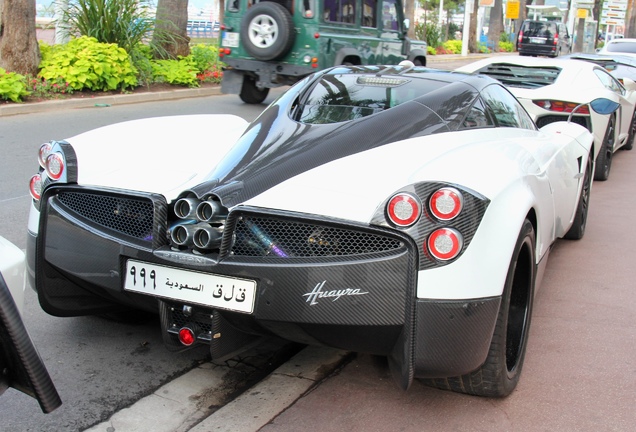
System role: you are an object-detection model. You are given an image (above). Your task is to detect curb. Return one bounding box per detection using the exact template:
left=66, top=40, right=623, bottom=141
left=0, top=86, right=222, bottom=117
left=83, top=346, right=349, bottom=432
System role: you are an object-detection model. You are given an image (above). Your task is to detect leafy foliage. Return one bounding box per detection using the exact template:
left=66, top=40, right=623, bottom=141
left=499, top=41, right=514, bottom=52
left=0, top=68, right=29, bottom=102
left=190, top=44, right=221, bottom=74
left=58, top=0, right=156, bottom=54
left=39, top=37, right=137, bottom=91
left=151, top=57, right=199, bottom=87
left=442, top=40, right=462, bottom=54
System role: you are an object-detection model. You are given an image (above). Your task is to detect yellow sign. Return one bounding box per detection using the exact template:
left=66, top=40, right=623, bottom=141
left=577, top=8, right=588, bottom=18
left=506, top=1, right=520, bottom=19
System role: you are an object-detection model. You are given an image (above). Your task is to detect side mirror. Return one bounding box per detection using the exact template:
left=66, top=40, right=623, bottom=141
left=589, top=98, right=620, bottom=115
left=568, top=98, right=619, bottom=122
left=621, top=77, right=636, bottom=92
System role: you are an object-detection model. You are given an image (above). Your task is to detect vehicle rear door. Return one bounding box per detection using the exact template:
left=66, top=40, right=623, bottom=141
left=379, top=0, right=406, bottom=63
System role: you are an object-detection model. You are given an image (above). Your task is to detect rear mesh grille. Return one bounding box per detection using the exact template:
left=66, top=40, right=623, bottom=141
left=56, top=192, right=154, bottom=241
left=536, top=115, right=589, bottom=130
left=230, top=215, right=403, bottom=258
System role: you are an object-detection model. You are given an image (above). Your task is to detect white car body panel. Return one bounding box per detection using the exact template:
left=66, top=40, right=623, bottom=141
left=0, top=236, right=27, bottom=315
left=69, top=115, right=249, bottom=200
left=27, top=114, right=593, bottom=301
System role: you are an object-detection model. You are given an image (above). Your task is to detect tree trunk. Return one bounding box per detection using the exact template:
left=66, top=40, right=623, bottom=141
left=487, top=0, right=504, bottom=47
left=152, top=0, right=190, bottom=59
left=405, top=0, right=415, bottom=39
left=0, top=0, right=40, bottom=75
left=628, top=0, right=636, bottom=38
left=468, top=0, right=479, bottom=53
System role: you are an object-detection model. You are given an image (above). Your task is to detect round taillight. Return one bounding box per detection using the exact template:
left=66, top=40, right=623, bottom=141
left=387, top=193, right=421, bottom=227
left=178, top=327, right=196, bottom=346
left=427, top=228, right=463, bottom=261
left=29, top=174, right=43, bottom=200
left=38, top=143, right=53, bottom=168
left=45, top=153, right=65, bottom=180
left=429, top=187, right=463, bottom=221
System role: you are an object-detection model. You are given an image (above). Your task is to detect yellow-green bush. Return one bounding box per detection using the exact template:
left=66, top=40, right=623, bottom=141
left=442, top=40, right=463, bottom=54
left=39, top=36, right=137, bottom=91
left=0, top=68, right=29, bottom=102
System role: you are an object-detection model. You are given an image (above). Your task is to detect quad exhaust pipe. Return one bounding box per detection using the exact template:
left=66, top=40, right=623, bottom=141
left=170, top=222, right=223, bottom=250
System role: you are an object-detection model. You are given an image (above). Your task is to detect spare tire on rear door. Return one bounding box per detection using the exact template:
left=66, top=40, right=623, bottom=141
left=240, top=1, right=295, bottom=61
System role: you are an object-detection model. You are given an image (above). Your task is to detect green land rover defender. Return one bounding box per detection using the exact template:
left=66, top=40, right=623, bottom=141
left=220, top=0, right=428, bottom=103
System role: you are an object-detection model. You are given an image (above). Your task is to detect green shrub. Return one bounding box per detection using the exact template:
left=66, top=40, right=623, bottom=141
left=39, top=36, right=137, bottom=91
left=130, top=44, right=155, bottom=87
left=151, top=57, right=199, bottom=87
left=442, top=40, right=462, bottom=54
left=427, top=45, right=437, bottom=55
left=190, top=44, right=219, bottom=73
left=59, top=0, right=155, bottom=54
left=0, top=68, right=29, bottom=102
left=499, top=41, right=514, bottom=52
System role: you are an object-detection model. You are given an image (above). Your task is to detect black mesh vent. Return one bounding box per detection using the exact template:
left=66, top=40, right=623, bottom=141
left=56, top=192, right=154, bottom=241
left=536, top=115, right=589, bottom=131
left=230, top=216, right=403, bottom=258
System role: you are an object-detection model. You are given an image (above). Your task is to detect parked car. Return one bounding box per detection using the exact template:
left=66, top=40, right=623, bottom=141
left=562, top=53, right=636, bottom=83
left=517, top=20, right=571, bottom=57
left=457, top=56, right=636, bottom=180
left=597, top=38, right=636, bottom=56
left=219, top=0, right=427, bottom=103
left=27, top=63, right=609, bottom=397
left=0, top=236, right=61, bottom=413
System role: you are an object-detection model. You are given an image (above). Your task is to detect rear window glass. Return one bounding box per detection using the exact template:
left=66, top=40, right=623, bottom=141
left=605, top=41, right=636, bottom=54
left=295, top=73, right=446, bottom=124
left=473, top=63, right=561, bottom=89
left=521, top=21, right=556, bottom=37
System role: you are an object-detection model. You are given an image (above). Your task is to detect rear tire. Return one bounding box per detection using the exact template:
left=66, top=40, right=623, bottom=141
left=594, top=114, right=615, bottom=181
left=239, top=76, right=270, bottom=104
left=564, top=154, right=592, bottom=240
left=424, top=220, right=536, bottom=397
left=624, top=109, right=636, bottom=150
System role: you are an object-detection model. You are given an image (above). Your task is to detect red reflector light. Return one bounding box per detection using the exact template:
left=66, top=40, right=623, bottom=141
left=427, top=228, right=463, bottom=261
left=45, top=153, right=65, bottom=180
left=534, top=100, right=589, bottom=114
left=38, top=142, right=53, bottom=168
left=429, top=187, right=463, bottom=221
left=314, top=33, right=320, bottom=39
left=178, top=327, right=196, bottom=346
left=29, top=174, right=42, bottom=200
left=387, top=193, right=421, bottom=227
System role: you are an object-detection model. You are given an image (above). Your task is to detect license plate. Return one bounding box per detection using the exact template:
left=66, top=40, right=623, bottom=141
left=124, top=259, right=256, bottom=313
left=530, top=37, right=546, bottom=44
left=222, top=32, right=240, bottom=48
